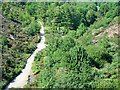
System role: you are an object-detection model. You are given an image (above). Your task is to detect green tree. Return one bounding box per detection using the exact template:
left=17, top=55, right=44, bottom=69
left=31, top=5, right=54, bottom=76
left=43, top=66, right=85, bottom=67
left=60, top=3, right=74, bottom=30
left=25, top=2, right=38, bottom=16
left=85, top=44, right=112, bottom=68
left=1, top=36, right=9, bottom=46
left=51, top=6, right=62, bottom=30
left=26, top=21, right=40, bottom=35
left=88, top=3, right=97, bottom=11
left=37, top=2, right=49, bottom=24
left=1, top=3, right=5, bottom=11
left=59, top=36, right=75, bottom=51
left=76, top=23, right=87, bottom=37
left=86, top=10, right=97, bottom=26
left=99, top=3, right=109, bottom=16
left=38, top=69, right=55, bottom=88
left=68, top=45, right=89, bottom=71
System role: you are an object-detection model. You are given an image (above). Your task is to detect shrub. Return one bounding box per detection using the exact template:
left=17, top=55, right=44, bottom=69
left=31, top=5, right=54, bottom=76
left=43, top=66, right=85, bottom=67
left=1, top=36, right=9, bottom=46
left=85, top=45, right=112, bottom=68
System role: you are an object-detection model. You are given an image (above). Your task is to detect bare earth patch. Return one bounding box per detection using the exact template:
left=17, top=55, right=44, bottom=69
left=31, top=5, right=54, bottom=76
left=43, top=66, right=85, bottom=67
left=95, top=24, right=119, bottom=38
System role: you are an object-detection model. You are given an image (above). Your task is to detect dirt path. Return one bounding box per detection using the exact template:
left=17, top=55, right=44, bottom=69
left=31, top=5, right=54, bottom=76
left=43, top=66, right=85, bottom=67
left=5, top=21, right=46, bottom=88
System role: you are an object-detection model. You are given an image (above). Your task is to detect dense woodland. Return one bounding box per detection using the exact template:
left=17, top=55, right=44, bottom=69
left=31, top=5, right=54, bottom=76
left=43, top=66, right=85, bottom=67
left=1, top=2, right=41, bottom=88
left=1, top=2, right=120, bottom=89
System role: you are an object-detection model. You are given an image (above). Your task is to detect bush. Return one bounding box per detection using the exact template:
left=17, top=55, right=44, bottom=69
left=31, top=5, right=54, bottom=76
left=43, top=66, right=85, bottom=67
left=79, top=32, right=94, bottom=46
left=67, top=30, right=77, bottom=39
left=76, top=23, right=87, bottom=38
left=59, top=36, right=75, bottom=51
left=1, top=36, right=9, bottom=46
left=24, top=21, right=41, bottom=36
left=68, top=45, right=89, bottom=71
left=85, top=44, right=112, bottom=68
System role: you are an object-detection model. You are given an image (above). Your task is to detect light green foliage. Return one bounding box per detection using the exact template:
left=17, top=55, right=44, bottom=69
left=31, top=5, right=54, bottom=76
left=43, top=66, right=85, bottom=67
left=1, top=2, right=42, bottom=89
left=1, top=36, right=9, bottom=46
left=76, top=23, right=87, bottom=37
left=53, top=70, right=92, bottom=88
left=68, top=45, right=89, bottom=71
left=32, top=50, right=45, bottom=74
left=27, top=21, right=40, bottom=35
left=86, top=10, right=97, bottom=26
left=23, top=21, right=40, bottom=36
left=90, top=17, right=112, bottom=29
left=25, top=2, right=38, bottom=16
left=99, top=3, right=109, bottom=16
left=59, top=36, right=75, bottom=51
left=38, top=69, right=55, bottom=88
left=67, top=30, right=77, bottom=39
left=2, top=2, right=119, bottom=89
left=35, top=44, right=93, bottom=88
left=79, top=32, right=94, bottom=46
left=85, top=44, right=112, bottom=68
left=45, top=36, right=60, bottom=55
left=105, top=10, right=117, bottom=19
left=88, top=3, right=97, bottom=11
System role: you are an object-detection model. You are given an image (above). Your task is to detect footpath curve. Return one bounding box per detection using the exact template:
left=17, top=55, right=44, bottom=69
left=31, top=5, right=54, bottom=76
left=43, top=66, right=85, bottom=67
left=6, top=21, right=46, bottom=88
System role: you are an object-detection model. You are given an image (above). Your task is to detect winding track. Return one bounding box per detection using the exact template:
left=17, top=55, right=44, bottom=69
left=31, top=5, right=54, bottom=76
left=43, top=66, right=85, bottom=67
left=6, top=21, right=46, bottom=88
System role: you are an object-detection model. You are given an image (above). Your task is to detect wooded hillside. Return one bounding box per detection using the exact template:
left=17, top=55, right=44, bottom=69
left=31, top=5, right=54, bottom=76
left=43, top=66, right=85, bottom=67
left=26, top=2, right=119, bottom=88
left=1, top=2, right=120, bottom=89
left=1, top=2, right=41, bottom=88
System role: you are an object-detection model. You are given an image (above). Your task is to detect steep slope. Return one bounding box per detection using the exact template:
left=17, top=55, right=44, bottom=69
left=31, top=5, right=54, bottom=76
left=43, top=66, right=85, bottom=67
left=1, top=3, right=41, bottom=89
left=6, top=21, right=46, bottom=88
